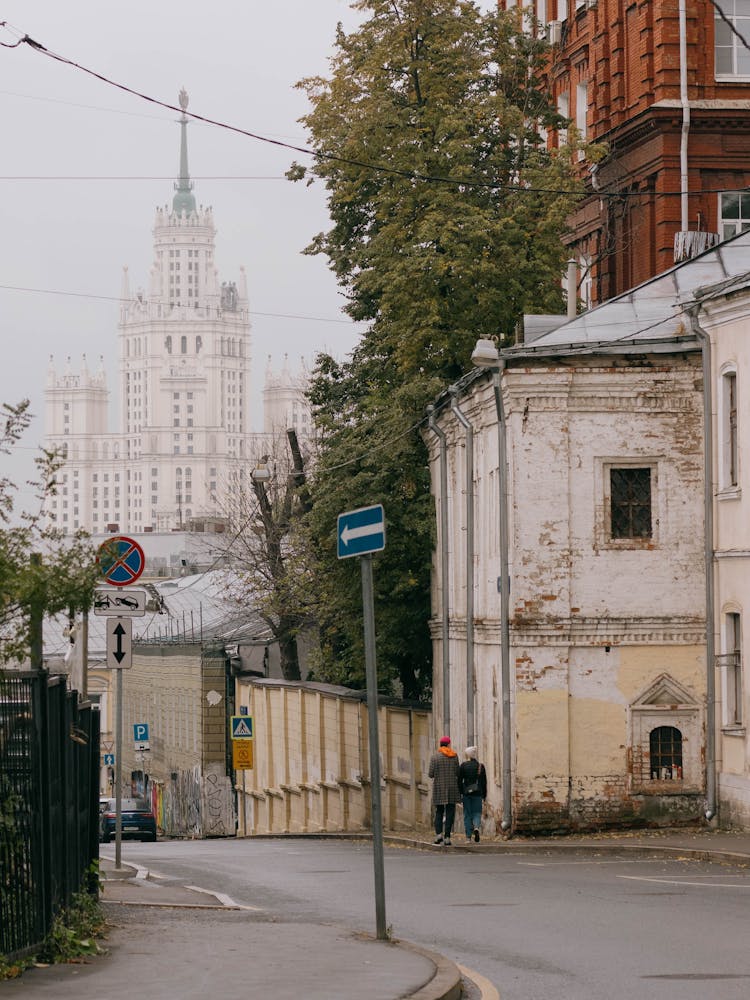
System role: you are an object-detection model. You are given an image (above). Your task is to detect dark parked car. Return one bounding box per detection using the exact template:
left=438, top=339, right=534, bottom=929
left=99, top=797, right=157, bottom=842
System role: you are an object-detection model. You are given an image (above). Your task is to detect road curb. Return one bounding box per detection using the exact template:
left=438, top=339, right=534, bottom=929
left=396, top=940, right=462, bottom=1000
left=245, top=830, right=750, bottom=866
left=382, top=834, right=750, bottom=865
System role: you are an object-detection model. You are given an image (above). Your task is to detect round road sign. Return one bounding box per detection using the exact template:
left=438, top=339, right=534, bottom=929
left=97, top=535, right=146, bottom=587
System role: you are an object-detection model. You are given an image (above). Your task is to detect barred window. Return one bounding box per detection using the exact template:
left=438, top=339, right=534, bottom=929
left=649, top=726, right=683, bottom=781
left=610, top=467, right=651, bottom=539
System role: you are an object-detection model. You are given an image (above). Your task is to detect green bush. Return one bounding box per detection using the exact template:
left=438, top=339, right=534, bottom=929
left=34, top=884, right=107, bottom=968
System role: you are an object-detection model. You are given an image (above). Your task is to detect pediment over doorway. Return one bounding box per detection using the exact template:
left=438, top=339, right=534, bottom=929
left=631, top=673, right=698, bottom=709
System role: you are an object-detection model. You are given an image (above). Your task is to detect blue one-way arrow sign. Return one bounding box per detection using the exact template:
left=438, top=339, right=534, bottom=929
left=337, top=504, right=386, bottom=559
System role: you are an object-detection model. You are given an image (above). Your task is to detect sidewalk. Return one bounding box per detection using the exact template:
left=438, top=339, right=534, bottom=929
left=0, top=856, right=462, bottom=1000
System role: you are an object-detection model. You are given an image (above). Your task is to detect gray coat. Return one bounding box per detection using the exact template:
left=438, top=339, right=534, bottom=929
left=428, top=750, right=461, bottom=805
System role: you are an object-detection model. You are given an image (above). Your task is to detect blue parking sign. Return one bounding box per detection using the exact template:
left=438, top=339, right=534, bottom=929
left=133, top=723, right=149, bottom=742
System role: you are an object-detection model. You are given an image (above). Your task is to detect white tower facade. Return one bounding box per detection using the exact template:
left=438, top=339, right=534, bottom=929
left=263, top=355, right=312, bottom=439
left=45, top=91, right=310, bottom=536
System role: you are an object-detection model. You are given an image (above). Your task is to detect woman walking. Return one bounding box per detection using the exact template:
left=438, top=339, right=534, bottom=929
left=459, top=746, right=486, bottom=842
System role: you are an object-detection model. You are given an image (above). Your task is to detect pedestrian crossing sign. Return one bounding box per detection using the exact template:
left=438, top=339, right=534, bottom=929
left=231, top=715, right=253, bottom=739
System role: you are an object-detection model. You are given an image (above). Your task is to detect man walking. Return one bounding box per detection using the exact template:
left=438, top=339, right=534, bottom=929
left=428, top=735, right=461, bottom=845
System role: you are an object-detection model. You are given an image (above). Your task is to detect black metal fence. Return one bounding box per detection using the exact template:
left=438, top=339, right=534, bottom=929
left=0, top=671, right=100, bottom=961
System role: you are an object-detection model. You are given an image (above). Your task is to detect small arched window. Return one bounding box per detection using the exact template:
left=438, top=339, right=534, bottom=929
left=181, top=336, right=187, bottom=354
left=649, top=726, right=682, bottom=781
left=165, top=336, right=172, bottom=354
left=196, top=336, right=202, bottom=354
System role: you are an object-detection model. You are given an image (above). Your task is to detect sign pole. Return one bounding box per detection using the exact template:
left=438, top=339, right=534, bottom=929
left=115, top=648, right=123, bottom=869
left=337, top=504, right=387, bottom=939
left=361, top=553, right=387, bottom=940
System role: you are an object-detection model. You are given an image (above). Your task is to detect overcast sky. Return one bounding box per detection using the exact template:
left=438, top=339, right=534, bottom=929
left=0, top=0, right=372, bottom=510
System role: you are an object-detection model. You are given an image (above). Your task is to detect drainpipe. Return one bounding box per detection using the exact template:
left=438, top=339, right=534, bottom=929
left=687, top=307, right=717, bottom=821
left=567, top=259, right=577, bottom=320
left=679, top=0, right=690, bottom=233
left=487, top=366, right=514, bottom=834
left=450, top=387, right=475, bottom=747
left=427, top=405, right=451, bottom=737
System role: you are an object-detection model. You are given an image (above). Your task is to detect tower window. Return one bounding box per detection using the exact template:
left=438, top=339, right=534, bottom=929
left=610, top=467, right=652, bottom=539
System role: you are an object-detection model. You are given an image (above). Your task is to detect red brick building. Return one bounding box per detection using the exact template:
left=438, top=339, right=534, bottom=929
left=502, top=0, right=750, bottom=307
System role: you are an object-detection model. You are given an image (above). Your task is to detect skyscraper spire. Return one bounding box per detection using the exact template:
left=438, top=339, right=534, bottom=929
left=172, top=88, right=196, bottom=216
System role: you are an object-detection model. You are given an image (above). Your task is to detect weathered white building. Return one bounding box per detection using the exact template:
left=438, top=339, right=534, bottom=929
left=44, top=91, right=310, bottom=535
left=425, top=231, right=750, bottom=834
left=694, top=271, right=750, bottom=829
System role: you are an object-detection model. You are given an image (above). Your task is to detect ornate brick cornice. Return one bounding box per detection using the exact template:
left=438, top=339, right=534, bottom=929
left=431, top=617, right=706, bottom=647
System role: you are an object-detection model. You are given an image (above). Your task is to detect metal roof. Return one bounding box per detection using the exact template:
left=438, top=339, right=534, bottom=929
left=507, top=230, right=750, bottom=356
left=43, top=571, right=272, bottom=664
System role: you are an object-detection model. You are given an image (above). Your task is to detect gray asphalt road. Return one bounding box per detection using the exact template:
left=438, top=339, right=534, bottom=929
left=107, top=838, right=750, bottom=999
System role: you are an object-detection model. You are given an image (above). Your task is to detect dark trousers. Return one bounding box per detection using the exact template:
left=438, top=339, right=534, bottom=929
left=462, top=794, right=483, bottom=838
left=434, top=803, right=456, bottom=838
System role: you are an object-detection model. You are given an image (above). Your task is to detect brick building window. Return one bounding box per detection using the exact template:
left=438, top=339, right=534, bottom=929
left=649, top=726, right=683, bottom=781
left=715, top=1, right=750, bottom=77
left=578, top=253, right=592, bottom=309
left=610, top=467, right=651, bottom=539
left=556, top=91, right=569, bottom=146
left=575, top=81, right=588, bottom=159
left=719, top=191, right=750, bottom=239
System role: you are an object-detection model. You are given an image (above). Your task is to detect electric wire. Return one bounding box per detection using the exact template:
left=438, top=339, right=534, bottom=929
left=4, top=26, right=747, bottom=202
left=0, top=283, right=359, bottom=326
left=0, top=175, right=288, bottom=180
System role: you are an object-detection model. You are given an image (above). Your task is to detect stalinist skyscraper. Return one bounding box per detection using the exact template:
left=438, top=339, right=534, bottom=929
left=45, top=91, right=310, bottom=536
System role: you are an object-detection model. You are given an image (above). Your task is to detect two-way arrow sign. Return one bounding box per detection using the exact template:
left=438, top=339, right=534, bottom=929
left=106, top=617, right=133, bottom=669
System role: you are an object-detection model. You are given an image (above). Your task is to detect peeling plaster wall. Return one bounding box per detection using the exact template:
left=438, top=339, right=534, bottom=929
left=427, top=356, right=707, bottom=832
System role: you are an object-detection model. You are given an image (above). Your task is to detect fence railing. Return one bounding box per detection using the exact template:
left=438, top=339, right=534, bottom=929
left=0, top=671, right=100, bottom=961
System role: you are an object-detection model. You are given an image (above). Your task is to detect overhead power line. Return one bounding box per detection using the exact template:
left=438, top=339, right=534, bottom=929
left=0, top=283, right=359, bottom=326
left=5, top=25, right=747, bottom=203
left=0, top=175, right=287, bottom=181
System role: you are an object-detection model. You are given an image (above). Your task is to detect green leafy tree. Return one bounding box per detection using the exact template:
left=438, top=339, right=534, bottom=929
left=292, top=0, right=583, bottom=698
left=0, top=401, right=99, bottom=667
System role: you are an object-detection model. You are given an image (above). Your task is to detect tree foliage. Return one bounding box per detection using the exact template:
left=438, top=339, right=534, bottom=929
left=0, top=401, right=99, bottom=667
left=292, top=0, right=583, bottom=699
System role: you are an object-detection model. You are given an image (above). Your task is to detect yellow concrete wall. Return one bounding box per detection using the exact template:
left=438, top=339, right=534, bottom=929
left=234, top=679, right=432, bottom=835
